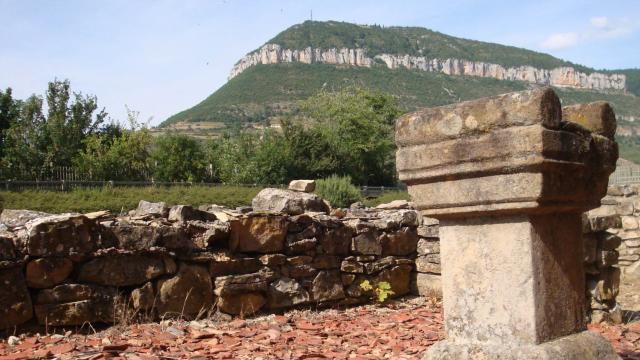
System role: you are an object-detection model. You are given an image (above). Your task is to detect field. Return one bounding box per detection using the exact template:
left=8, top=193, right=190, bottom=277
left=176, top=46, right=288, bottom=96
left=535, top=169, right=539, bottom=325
left=0, top=186, right=411, bottom=214
left=0, top=185, right=263, bottom=214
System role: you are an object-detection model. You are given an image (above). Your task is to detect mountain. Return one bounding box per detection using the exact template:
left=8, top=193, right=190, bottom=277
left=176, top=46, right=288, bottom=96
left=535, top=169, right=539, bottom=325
left=161, top=21, right=640, bottom=158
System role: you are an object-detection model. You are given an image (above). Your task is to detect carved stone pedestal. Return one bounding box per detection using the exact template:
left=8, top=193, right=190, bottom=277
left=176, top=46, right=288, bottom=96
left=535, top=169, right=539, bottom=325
left=395, top=88, right=620, bottom=359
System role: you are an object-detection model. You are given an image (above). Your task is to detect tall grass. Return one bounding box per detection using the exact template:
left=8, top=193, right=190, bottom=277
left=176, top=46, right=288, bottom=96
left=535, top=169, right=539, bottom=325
left=0, top=185, right=262, bottom=214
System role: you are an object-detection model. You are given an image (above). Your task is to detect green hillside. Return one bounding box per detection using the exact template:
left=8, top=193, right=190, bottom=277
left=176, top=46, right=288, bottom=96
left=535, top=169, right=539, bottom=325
left=268, top=21, right=591, bottom=72
left=164, top=62, right=640, bottom=126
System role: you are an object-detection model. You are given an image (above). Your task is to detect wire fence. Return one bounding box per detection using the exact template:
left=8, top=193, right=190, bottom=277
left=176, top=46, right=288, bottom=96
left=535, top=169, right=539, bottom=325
left=609, top=165, right=640, bottom=186
left=0, top=180, right=404, bottom=197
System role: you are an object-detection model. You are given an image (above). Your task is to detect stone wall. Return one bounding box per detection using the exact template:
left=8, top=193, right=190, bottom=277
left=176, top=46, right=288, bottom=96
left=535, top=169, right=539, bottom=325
left=229, top=44, right=626, bottom=91
left=0, top=191, right=431, bottom=330
left=589, top=184, right=640, bottom=279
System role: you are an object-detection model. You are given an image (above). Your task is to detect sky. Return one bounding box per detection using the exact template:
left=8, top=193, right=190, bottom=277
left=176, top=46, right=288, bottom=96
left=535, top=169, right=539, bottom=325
left=1, top=0, right=639, bottom=126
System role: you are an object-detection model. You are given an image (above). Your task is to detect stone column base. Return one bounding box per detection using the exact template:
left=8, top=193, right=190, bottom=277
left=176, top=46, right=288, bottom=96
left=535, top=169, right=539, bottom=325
left=422, top=331, right=620, bottom=360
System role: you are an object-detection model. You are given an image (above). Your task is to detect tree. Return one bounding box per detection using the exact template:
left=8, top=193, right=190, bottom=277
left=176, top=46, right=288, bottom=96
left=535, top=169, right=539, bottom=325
left=300, top=85, right=401, bottom=185
left=0, top=88, right=21, bottom=158
left=151, top=133, right=207, bottom=182
left=1, top=80, right=108, bottom=179
left=74, top=110, right=152, bottom=181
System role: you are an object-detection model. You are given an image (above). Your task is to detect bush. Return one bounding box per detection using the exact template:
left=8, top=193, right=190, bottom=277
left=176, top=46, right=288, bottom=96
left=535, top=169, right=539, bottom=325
left=315, top=175, right=362, bottom=208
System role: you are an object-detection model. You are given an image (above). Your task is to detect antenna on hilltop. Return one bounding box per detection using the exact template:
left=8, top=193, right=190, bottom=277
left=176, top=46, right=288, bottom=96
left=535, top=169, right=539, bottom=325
left=310, top=10, right=313, bottom=21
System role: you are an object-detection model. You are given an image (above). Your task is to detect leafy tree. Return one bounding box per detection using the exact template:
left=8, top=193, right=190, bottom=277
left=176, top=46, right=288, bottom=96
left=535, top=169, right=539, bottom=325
left=0, top=88, right=21, bottom=158
left=74, top=110, right=152, bottom=180
left=2, top=95, right=48, bottom=179
left=1, top=80, right=108, bottom=179
left=300, top=85, right=401, bottom=185
left=44, top=80, right=107, bottom=167
left=151, top=133, right=207, bottom=182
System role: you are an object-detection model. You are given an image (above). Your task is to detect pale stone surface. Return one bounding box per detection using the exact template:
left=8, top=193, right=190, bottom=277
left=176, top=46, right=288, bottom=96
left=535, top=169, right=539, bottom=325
left=252, top=188, right=329, bottom=215
left=563, top=102, right=616, bottom=139
left=288, top=179, right=315, bottom=193
left=229, top=44, right=626, bottom=92
left=229, top=214, right=287, bottom=253
left=157, top=264, right=213, bottom=319
left=396, top=89, right=619, bottom=359
left=423, top=331, right=619, bottom=360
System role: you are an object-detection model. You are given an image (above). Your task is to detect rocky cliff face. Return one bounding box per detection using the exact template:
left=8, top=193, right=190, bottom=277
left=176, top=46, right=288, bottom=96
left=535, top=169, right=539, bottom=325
left=230, top=44, right=626, bottom=91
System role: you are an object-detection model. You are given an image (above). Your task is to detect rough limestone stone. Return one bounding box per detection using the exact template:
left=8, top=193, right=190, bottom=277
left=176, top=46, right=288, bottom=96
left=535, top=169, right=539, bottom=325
left=78, top=254, right=175, bottom=287
left=252, top=188, right=329, bottom=215
left=412, top=272, right=442, bottom=297
left=26, top=257, right=73, bottom=288
left=311, top=270, right=345, bottom=302
left=417, top=238, right=440, bottom=256
left=267, top=277, right=310, bottom=308
left=415, top=256, right=441, bottom=274
left=209, top=253, right=262, bottom=277
left=229, top=215, right=287, bottom=253
left=168, top=205, right=216, bottom=222
left=0, top=231, right=16, bottom=261
left=0, top=267, right=33, bottom=329
left=562, top=102, right=616, bottom=139
left=0, top=209, right=51, bottom=228
left=214, top=268, right=277, bottom=296
left=135, top=200, right=169, bottom=218
left=587, top=267, right=620, bottom=302
left=380, top=227, right=418, bottom=256
left=106, top=224, right=161, bottom=251
left=157, top=264, right=213, bottom=319
left=375, top=200, right=411, bottom=210
left=351, top=231, right=381, bottom=255
left=621, top=215, right=639, bottom=230
left=131, top=282, right=155, bottom=310
left=318, top=226, right=352, bottom=255
left=25, top=214, right=101, bottom=257
left=377, top=264, right=412, bottom=297
left=34, top=284, right=116, bottom=326
left=288, top=180, right=315, bottom=193
left=217, top=292, right=265, bottom=316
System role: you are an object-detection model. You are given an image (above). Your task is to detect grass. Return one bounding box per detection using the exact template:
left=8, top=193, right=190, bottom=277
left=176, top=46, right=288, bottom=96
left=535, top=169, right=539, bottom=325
left=0, top=185, right=262, bottom=214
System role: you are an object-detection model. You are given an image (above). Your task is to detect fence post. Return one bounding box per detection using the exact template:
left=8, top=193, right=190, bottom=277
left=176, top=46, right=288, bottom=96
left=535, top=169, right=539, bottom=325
left=61, top=180, right=66, bottom=192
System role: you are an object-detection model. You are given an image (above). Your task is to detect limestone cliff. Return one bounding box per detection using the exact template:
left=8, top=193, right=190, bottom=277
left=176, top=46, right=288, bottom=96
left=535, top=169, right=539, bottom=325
left=230, top=44, right=626, bottom=91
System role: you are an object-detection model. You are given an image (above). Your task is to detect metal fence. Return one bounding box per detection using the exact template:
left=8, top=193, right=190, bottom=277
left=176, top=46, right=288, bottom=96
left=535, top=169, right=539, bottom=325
left=0, top=180, right=404, bottom=196
left=609, top=165, right=640, bottom=186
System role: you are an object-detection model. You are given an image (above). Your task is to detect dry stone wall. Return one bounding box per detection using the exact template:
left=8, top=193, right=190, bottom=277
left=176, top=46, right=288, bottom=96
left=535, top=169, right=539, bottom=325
left=0, top=193, right=428, bottom=330
left=229, top=44, right=626, bottom=91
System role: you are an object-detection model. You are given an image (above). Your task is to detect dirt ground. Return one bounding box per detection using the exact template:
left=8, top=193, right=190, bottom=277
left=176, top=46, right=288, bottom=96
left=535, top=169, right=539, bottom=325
left=0, top=297, right=638, bottom=360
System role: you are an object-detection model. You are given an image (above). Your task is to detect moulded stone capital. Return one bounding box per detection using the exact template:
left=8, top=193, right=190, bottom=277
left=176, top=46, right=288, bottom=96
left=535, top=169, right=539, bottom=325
left=396, top=88, right=618, bottom=219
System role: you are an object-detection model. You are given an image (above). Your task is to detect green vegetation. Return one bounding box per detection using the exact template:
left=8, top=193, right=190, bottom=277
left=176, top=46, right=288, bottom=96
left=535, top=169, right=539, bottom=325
left=162, top=62, right=529, bottom=126
left=315, top=175, right=363, bottom=208
left=363, top=190, right=410, bottom=208
left=0, top=185, right=262, bottom=214
left=268, top=21, right=589, bottom=71
left=360, top=280, right=395, bottom=303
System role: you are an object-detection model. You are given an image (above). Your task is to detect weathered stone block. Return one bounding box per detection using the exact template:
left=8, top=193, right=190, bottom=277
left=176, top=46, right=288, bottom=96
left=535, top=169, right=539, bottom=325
left=131, top=282, right=155, bottom=310
left=0, top=267, right=33, bottom=329
left=214, top=268, right=277, bottom=296
left=252, top=188, right=329, bottom=215
left=288, top=180, right=315, bottom=193
left=311, top=270, right=345, bottom=302
left=318, top=226, right=352, bottom=255
left=217, top=292, right=265, bottom=316
left=26, top=257, right=73, bottom=288
left=412, top=272, right=442, bottom=297
left=209, top=252, right=262, bottom=277
left=380, top=227, right=418, bottom=256
left=229, top=215, right=287, bottom=253
left=78, top=254, right=174, bottom=287
left=351, top=231, right=381, bottom=255
left=25, top=214, right=101, bottom=257
left=34, top=284, right=116, bottom=326
left=267, top=277, right=310, bottom=308
left=417, top=238, right=440, bottom=256
left=157, top=264, right=213, bottom=319
left=135, top=200, right=168, bottom=218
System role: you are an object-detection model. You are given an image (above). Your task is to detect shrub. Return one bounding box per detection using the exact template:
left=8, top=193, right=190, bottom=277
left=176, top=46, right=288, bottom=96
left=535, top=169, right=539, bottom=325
left=315, top=175, right=362, bottom=208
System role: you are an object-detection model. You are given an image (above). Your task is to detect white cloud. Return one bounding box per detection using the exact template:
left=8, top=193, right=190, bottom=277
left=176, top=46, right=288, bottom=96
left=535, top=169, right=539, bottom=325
left=540, top=16, right=638, bottom=50
left=590, top=16, right=609, bottom=29
left=540, top=32, right=579, bottom=50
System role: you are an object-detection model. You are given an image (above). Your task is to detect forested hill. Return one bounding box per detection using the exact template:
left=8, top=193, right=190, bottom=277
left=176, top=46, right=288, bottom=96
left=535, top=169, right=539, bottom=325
left=162, top=20, right=639, bottom=132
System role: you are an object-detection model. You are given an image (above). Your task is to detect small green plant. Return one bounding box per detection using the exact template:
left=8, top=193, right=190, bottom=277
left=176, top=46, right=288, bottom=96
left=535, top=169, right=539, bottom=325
left=360, top=280, right=395, bottom=303
left=315, top=175, right=362, bottom=208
